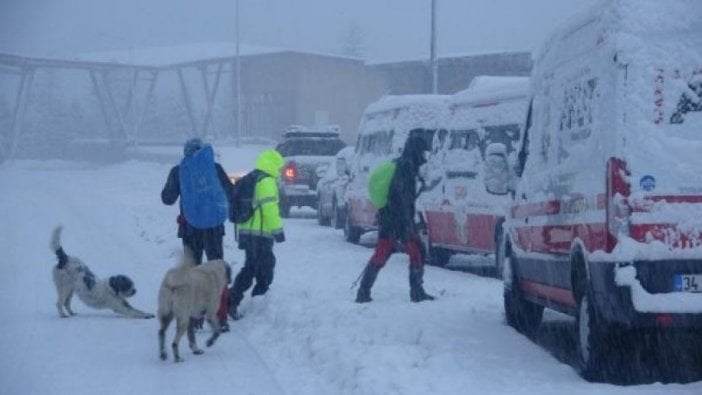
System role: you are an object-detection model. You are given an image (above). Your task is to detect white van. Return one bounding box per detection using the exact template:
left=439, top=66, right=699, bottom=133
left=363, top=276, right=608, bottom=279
left=344, top=95, right=450, bottom=243
left=486, top=0, right=702, bottom=380
left=418, top=76, right=528, bottom=269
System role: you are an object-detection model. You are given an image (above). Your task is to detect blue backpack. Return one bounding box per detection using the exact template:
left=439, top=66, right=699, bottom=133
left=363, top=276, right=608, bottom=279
left=179, top=144, right=228, bottom=229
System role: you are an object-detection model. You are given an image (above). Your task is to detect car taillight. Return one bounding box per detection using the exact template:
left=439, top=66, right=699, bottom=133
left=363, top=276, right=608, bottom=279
left=606, top=157, right=631, bottom=252
left=283, top=162, right=297, bottom=182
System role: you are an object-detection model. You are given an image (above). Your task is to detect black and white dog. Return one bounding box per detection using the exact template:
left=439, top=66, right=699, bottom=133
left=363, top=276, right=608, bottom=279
left=50, top=226, right=154, bottom=319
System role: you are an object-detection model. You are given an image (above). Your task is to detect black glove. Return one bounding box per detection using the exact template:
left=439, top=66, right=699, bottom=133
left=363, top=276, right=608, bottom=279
left=274, top=232, right=286, bottom=243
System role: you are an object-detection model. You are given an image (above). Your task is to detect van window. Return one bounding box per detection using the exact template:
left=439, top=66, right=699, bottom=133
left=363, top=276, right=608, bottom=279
left=432, top=129, right=449, bottom=154
left=484, top=124, right=521, bottom=154
left=275, top=137, right=346, bottom=156
left=450, top=129, right=480, bottom=152
left=449, top=126, right=519, bottom=159
left=361, top=130, right=393, bottom=155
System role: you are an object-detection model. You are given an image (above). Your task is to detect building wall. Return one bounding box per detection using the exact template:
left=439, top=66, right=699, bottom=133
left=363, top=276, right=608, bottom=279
left=238, top=51, right=532, bottom=146
left=240, top=52, right=386, bottom=144
left=368, top=51, right=533, bottom=95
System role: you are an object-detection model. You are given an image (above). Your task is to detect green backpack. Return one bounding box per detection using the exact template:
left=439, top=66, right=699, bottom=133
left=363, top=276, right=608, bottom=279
left=368, top=161, right=397, bottom=209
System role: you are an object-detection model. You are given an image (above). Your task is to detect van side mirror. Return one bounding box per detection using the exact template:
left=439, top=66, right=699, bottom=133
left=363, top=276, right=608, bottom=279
left=484, top=143, right=512, bottom=195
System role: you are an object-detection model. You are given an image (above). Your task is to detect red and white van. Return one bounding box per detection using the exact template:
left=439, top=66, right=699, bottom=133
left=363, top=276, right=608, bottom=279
left=418, top=76, right=528, bottom=269
left=487, top=0, right=702, bottom=380
left=344, top=95, right=449, bottom=243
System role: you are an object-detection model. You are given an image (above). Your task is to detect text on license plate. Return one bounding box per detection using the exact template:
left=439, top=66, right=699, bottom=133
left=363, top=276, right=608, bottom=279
left=674, top=274, right=702, bottom=293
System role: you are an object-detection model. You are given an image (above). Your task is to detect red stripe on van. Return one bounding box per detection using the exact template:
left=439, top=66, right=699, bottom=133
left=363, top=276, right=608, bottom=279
left=521, top=280, right=576, bottom=307
left=630, top=223, right=702, bottom=248
left=511, top=201, right=561, bottom=219
left=515, top=223, right=607, bottom=254
left=631, top=195, right=702, bottom=213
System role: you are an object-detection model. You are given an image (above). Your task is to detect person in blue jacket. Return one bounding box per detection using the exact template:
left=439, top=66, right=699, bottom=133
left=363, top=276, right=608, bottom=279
left=161, top=138, right=234, bottom=330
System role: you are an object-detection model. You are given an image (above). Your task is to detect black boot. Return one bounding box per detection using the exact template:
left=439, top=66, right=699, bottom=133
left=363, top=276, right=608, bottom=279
left=228, top=288, right=244, bottom=320
left=409, top=266, right=435, bottom=302
left=355, top=263, right=380, bottom=303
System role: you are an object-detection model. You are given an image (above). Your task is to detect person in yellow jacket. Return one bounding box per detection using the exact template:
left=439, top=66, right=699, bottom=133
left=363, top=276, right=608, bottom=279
left=228, top=149, right=285, bottom=320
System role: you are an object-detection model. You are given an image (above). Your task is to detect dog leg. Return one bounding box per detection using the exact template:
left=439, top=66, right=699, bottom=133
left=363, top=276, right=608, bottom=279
left=65, top=291, right=75, bottom=316
left=158, top=313, right=172, bottom=361
left=112, top=300, right=155, bottom=319
left=187, top=319, right=203, bottom=355
left=205, top=313, right=221, bottom=348
left=172, top=318, right=188, bottom=362
left=56, top=288, right=72, bottom=318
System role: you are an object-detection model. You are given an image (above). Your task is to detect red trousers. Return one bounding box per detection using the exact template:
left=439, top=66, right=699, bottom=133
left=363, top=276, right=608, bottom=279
left=217, top=287, right=228, bottom=322
left=370, top=234, right=423, bottom=268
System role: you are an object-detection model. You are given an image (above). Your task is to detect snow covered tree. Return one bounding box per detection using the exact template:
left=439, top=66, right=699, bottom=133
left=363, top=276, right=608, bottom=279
left=340, top=22, right=366, bottom=58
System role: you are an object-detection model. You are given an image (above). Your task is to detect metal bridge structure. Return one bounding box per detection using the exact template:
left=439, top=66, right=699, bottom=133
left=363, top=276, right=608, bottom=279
left=0, top=49, right=244, bottom=160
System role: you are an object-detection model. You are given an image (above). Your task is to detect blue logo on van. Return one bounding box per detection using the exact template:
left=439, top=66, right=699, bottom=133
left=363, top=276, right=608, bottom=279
left=640, top=175, right=656, bottom=192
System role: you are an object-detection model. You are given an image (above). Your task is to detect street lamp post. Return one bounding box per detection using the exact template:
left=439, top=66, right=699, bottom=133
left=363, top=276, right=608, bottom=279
left=430, top=0, right=438, bottom=94
left=235, top=0, right=242, bottom=147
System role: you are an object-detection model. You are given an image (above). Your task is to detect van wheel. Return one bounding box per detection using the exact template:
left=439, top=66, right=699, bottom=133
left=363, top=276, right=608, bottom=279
left=331, top=199, right=345, bottom=229
left=504, top=251, right=543, bottom=336
left=280, top=198, right=291, bottom=218
left=317, top=198, right=331, bottom=226
left=576, top=292, right=610, bottom=381
left=428, top=246, right=451, bottom=267
left=344, top=209, right=361, bottom=244
left=418, top=230, right=450, bottom=267
left=494, top=218, right=506, bottom=279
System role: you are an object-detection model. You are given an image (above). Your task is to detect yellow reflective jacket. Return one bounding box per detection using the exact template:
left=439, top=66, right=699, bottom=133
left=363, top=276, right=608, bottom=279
left=237, top=149, right=284, bottom=239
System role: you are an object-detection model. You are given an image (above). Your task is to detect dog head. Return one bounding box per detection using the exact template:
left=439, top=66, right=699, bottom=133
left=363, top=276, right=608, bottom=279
left=108, top=275, right=137, bottom=298
left=203, top=260, right=232, bottom=287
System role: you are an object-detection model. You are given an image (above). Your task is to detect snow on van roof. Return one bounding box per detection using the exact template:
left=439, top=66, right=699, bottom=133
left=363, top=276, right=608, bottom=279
left=451, top=76, right=529, bottom=105
left=534, top=0, right=702, bottom=67
left=364, top=94, right=450, bottom=115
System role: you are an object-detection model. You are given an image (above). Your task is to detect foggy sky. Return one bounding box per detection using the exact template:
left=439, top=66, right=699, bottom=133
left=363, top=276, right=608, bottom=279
left=0, top=0, right=598, bottom=62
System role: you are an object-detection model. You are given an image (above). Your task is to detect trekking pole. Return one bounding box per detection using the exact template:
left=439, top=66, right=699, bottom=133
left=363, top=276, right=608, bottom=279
left=350, top=265, right=367, bottom=290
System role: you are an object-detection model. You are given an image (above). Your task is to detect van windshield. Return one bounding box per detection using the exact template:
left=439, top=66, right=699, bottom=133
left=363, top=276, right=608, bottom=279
left=450, top=124, right=520, bottom=158
left=276, top=138, right=346, bottom=157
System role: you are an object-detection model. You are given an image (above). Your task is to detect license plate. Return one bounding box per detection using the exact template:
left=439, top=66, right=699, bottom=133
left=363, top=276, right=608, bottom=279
left=674, top=274, right=702, bottom=293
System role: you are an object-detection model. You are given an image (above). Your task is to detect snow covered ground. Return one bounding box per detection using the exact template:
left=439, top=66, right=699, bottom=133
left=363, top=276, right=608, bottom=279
left=0, top=144, right=700, bottom=395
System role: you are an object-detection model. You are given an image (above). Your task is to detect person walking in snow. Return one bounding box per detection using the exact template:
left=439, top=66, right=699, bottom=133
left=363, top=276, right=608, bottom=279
left=227, top=149, right=286, bottom=320
left=356, top=133, right=435, bottom=303
left=161, top=137, right=235, bottom=330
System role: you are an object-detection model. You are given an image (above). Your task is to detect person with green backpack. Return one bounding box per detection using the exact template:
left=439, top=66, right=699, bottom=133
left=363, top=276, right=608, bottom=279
left=356, top=132, right=435, bottom=303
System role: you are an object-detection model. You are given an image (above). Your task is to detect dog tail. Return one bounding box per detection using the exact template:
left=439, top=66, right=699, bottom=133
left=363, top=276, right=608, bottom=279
left=51, top=225, right=69, bottom=269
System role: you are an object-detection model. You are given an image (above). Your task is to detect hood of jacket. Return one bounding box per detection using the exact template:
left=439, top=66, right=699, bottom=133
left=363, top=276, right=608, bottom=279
left=255, top=149, right=284, bottom=178
left=400, top=133, right=428, bottom=171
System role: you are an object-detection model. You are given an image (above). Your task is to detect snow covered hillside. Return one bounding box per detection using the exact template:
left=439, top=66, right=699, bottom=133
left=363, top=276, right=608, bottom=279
left=0, top=145, right=700, bottom=395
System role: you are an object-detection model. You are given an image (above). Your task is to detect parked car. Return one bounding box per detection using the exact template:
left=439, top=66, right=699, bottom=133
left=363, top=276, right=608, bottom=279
left=417, top=76, right=528, bottom=269
left=228, top=170, right=248, bottom=184
left=275, top=125, right=346, bottom=217
left=486, top=0, right=702, bottom=381
left=316, top=146, right=355, bottom=228
left=344, top=94, right=450, bottom=243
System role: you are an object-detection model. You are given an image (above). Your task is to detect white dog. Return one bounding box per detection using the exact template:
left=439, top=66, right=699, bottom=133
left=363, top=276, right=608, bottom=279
left=50, top=226, right=154, bottom=319
left=157, top=250, right=231, bottom=362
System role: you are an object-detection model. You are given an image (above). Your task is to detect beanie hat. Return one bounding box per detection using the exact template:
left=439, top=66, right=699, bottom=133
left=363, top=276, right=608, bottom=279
left=183, top=138, right=203, bottom=157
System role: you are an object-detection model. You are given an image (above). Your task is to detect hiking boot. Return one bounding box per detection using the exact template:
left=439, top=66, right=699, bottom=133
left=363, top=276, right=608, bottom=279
left=219, top=319, right=230, bottom=333
left=409, top=267, right=435, bottom=303
left=355, top=263, right=380, bottom=303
